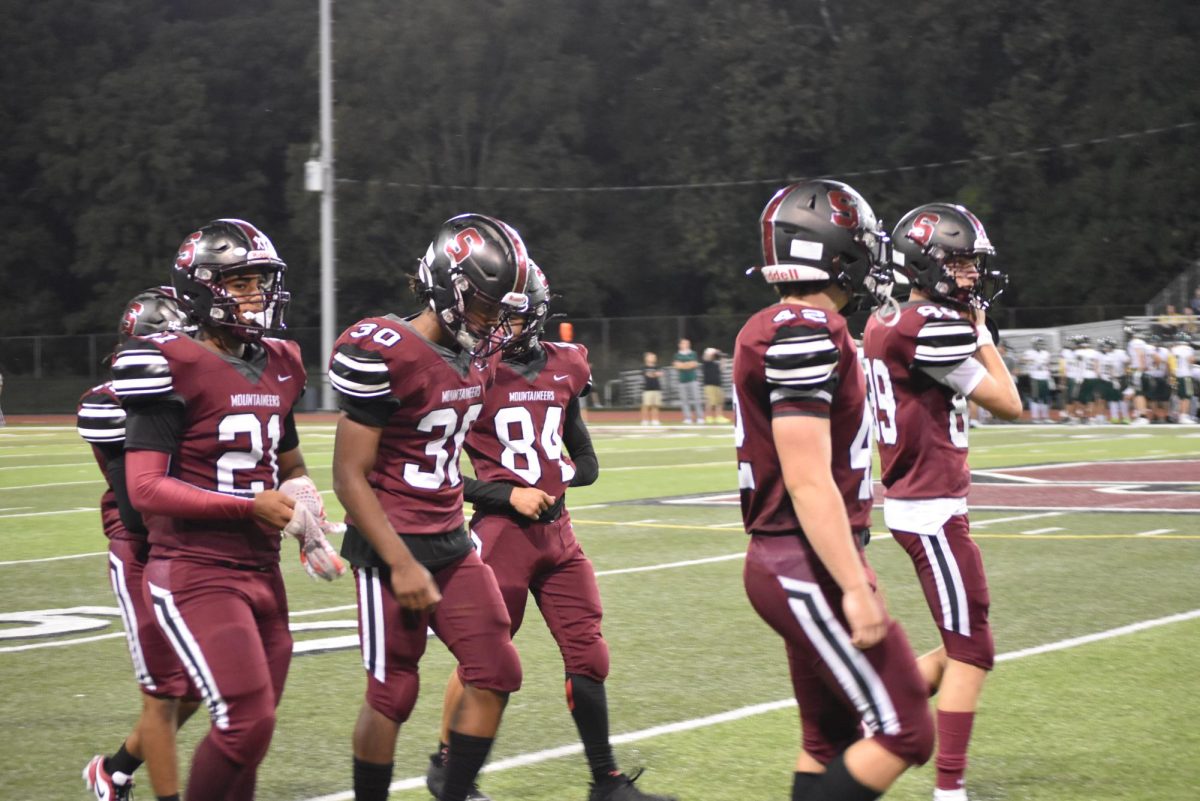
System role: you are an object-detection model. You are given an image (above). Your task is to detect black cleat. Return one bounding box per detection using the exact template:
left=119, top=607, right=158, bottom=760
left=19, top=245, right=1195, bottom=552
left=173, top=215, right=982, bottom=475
left=425, top=752, right=493, bottom=801
left=588, top=770, right=677, bottom=801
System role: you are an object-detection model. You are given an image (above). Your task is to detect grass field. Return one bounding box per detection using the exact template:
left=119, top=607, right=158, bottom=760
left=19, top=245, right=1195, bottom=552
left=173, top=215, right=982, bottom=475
left=1, top=421, right=1198, bottom=801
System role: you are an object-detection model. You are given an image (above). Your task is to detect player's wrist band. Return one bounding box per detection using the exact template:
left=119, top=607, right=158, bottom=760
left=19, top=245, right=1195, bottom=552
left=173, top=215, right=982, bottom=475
left=975, top=325, right=994, bottom=347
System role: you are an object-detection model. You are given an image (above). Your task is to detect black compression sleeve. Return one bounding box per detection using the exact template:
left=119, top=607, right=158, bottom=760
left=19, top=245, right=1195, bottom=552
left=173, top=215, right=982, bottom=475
left=463, top=476, right=516, bottom=514
left=103, top=452, right=148, bottom=535
left=563, top=397, right=599, bottom=487
left=124, top=401, right=185, bottom=454
left=279, top=410, right=300, bottom=452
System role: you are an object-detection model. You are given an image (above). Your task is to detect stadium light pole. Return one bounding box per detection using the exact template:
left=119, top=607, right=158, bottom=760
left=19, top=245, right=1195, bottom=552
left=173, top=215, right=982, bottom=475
left=318, top=0, right=336, bottom=411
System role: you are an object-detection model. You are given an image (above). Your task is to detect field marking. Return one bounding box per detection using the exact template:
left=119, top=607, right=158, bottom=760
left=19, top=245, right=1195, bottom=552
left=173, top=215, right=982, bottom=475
left=300, top=608, right=1200, bottom=801
left=1020, top=527, right=1065, bottom=535
left=972, top=512, right=1063, bottom=527
left=0, top=550, right=754, bottom=649
left=0, top=550, right=107, bottom=566
left=0, top=462, right=93, bottom=471
left=602, top=461, right=732, bottom=472
left=574, top=518, right=1200, bottom=540
left=1135, top=529, right=1174, bottom=537
left=0, top=479, right=104, bottom=491
left=0, top=632, right=125, bottom=653
left=0, top=507, right=94, bottom=519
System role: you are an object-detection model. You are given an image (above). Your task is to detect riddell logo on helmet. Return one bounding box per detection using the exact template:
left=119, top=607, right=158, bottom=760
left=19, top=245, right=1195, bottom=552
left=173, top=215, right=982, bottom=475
left=444, top=228, right=486, bottom=265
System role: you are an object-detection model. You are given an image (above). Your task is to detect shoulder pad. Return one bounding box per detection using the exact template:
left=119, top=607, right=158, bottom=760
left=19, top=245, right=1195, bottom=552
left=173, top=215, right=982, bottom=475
left=330, top=341, right=391, bottom=399
left=77, top=385, right=126, bottom=444
left=764, top=324, right=839, bottom=389
left=913, top=318, right=977, bottom=368
left=111, top=337, right=174, bottom=400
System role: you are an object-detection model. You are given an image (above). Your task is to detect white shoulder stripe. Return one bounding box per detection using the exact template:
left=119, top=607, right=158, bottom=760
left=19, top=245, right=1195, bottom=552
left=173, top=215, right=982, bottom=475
left=917, top=322, right=974, bottom=339
left=915, top=343, right=977, bottom=362
left=766, top=363, right=836, bottom=385
left=112, top=353, right=170, bottom=367
left=766, top=339, right=837, bottom=357
left=78, top=407, right=126, bottom=421
left=329, top=371, right=391, bottom=398
left=333, top=351, right=389, bottom=373
left=78, top=426, right=126, bottom=443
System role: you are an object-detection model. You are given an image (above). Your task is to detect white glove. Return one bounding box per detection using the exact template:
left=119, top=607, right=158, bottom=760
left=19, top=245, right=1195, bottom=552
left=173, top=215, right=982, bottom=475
left=280, top=475, right=347, bottom=537
left=280, top=478, right=347, bottom=581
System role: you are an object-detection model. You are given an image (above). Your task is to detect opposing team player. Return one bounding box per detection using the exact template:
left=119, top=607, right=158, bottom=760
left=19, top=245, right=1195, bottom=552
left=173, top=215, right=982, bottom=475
left=1126, top=326, right=1151, bottom=424
left=423, top=265, right=675, bottom=801
left=1170, top=332, right=1195, bottom=423
left=113, top=219, right=339, bottom=801
left=739, top=180, right=934, bottom=801
left=329, top=214, right=529, bottom=801
left=81, top=288, right=201, bottom=801
left=862, top=203, right=1021, bottom=801
left=1097, top=338, right=1129, bottom=423
left=1020, top=337, right=1054, bottom=423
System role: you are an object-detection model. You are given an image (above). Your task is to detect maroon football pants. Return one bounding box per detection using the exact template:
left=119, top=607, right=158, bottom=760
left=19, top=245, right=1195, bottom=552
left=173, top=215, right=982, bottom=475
left=354, top=547, right=522, bottom=724
left=743, top=534, right=934, bottom=766
left=144, top=557, right=292, bottom=770
left=471, top=510, right=609, bottom=682
left=107, top=538, right=196, bottom=699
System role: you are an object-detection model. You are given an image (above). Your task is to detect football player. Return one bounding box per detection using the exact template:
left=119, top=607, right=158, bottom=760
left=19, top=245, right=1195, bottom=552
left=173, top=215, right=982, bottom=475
left=862, top=203, right=1021, bottom=801
left=1126, top=326, right=1151, bottom=424
left=1059, top=336, right=1083, bottom=423
left=423, top=265, right=675, bottom=801
left=112, top=219, right=335, bottom=801
left=329, top=214, right=529, bottom=801
left=1021, top=337, right=1054, bottom=423
left=739, top=180, right=934, bottom=801
left=1146, top=333, right=1172, bottom=423
left=1074, top=336, right=1103, bottom=423
left=1171, top=332, right=1196, bottom=423
left=80, top=288, right=201, bottom=801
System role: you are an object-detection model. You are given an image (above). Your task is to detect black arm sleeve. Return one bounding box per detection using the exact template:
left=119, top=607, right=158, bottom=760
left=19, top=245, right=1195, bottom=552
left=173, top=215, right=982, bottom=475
left=463, top=476, right=516, bottom=515
left=563, top=397, right=599, bottom=488
left=279, top=410, right=300, bottom=452
left=124, top=401, right=186, bottom=454
left=101, top=447, right=148, bottom=535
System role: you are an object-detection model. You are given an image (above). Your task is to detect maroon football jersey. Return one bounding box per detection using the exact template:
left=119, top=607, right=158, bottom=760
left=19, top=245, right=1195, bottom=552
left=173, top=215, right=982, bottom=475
left=862, top=302, right=981, bottom=499
left=76, top=382, right=132, bottom=541
left=465, top=342, right=591, bottom=499
left=733, top=302, right=874, bottom=537
left=329, top=315, right=497, bottom=535
left=112, top=334, right=306, bottom=564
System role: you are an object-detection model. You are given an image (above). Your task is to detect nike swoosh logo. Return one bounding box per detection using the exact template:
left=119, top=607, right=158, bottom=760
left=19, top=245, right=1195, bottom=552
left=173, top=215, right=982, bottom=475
left=96, top=784, right=110, bottom=801
left=553, top=374, right=569, bottom=381
left=278, top=374, right=293, bottom=382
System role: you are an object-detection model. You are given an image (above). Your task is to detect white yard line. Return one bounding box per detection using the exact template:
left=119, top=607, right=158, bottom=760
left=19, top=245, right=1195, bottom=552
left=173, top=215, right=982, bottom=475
left=0, top=480, right=104, bottom=491
left=300, top=607, right=1200, bottom=801
left=972, top=512, right=1064, bottom=527
left=0, top=507, right=94, bottom=519
left=1135, top=529, right=1175, bottom=537
left=0, top=462, right=92, bottom=471
left=0, top=551, right=107, bottom=566
left=1020, top=527, right=1066, bottom=535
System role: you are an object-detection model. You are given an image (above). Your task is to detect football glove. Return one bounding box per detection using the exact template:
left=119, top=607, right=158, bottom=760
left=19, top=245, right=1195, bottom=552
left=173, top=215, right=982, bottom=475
left=280, top=475, right=348, bottom=537
left=280, top=477, right=347, bottom=582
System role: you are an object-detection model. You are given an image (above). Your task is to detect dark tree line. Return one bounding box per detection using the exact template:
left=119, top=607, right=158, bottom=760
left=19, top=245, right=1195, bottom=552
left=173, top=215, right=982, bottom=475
left=3, top=0, right=1199, bottom=338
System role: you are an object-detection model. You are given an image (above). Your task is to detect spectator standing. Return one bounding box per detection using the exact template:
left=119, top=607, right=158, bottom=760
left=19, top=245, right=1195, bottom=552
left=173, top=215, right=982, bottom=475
left=640, top=352, right=663, bottom=426
left=672, top=338, right=701, bottom=424
left=1189, top=287, right=1200, bottom=316
left=701, top=348, right=728, bottom=424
